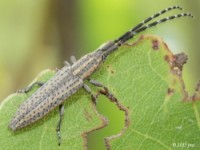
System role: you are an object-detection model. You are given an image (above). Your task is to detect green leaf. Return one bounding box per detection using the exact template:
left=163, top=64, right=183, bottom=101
left=0, top=35, right=199, bottom=150
left=92, top=35, right=200, bottom=150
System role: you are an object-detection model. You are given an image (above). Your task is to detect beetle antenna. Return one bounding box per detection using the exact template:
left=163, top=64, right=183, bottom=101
left=115, top=12, right=193, bottom=45
left=129, top=5, right=182, bottom=33
left=100, top=6, right=193, bottom=58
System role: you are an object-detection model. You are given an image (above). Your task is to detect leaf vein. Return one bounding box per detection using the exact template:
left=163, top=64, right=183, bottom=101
left=131, top=129, right=172, bottom=150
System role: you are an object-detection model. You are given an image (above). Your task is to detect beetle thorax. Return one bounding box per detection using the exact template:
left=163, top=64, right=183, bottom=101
left=71, top=51, right=103, bottom=80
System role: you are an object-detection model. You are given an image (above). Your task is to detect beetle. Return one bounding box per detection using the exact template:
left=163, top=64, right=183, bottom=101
left=9, top=6, right=193, bottom=145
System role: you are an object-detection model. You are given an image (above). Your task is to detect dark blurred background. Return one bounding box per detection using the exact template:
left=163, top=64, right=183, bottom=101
left=0, top=0, right=199, bottom=149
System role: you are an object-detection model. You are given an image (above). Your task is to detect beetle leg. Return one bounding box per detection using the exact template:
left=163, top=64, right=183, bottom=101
left=63, top=60, right=71, bottom=67
left=88, top=79, right=104, bottom=87
left=17, top=82, right=44, bottom=93
left=88, top=79, right=115, bottom=101
left=83, top=84, right=98, bottom=104
left=64, top=56, right=76, bottom=67
left=84, top=79, right=115, bottom=104
left=56, top=104, right=64, bottom=146
left=70, top=56, right=76, bottom=64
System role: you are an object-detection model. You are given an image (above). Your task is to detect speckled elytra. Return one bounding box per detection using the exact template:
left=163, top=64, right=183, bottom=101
left=9, top=6, right=193, bottom=145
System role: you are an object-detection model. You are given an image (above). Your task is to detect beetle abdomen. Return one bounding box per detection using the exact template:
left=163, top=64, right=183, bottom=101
left=9, top=66, right=83, bottom=130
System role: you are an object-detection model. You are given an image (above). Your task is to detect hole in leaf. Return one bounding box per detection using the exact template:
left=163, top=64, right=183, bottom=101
left=87, top=95, right=125, bottom=150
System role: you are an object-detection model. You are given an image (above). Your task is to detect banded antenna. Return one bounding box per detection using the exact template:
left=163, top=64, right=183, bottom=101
left=115, top=5, right=193, bottom=45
